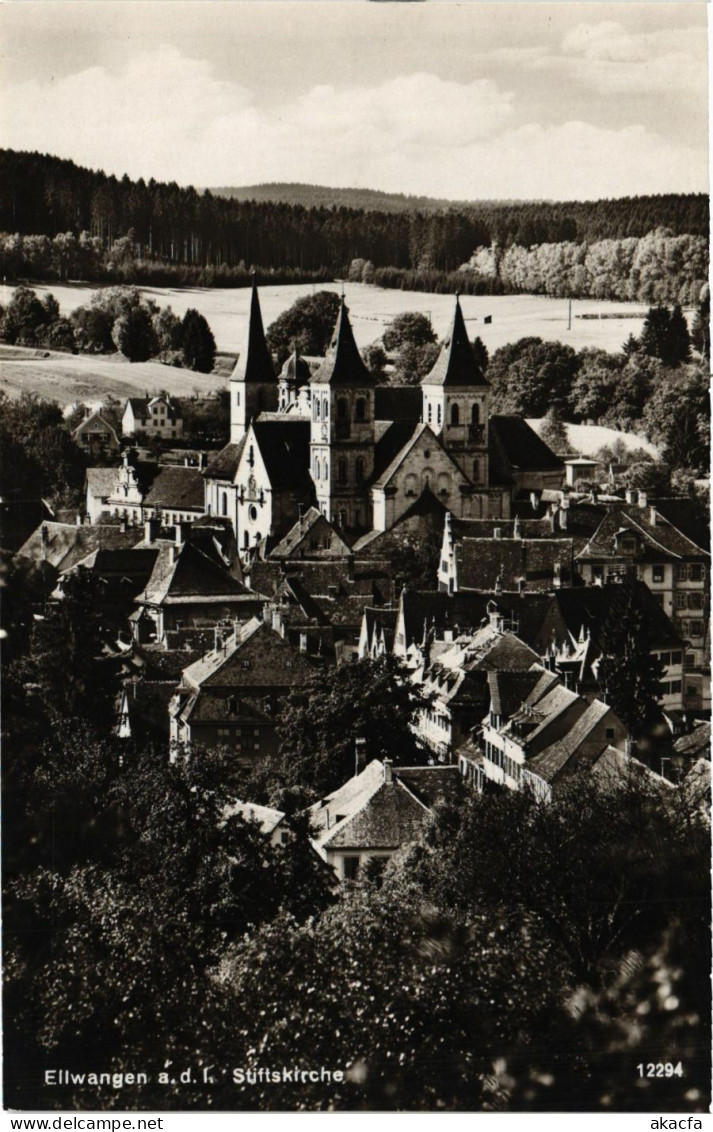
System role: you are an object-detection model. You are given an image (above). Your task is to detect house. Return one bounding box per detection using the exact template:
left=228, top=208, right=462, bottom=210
left=268, top=506, right=353, bottom=562
left=122, top=395, right=184, bottom=439
left=132, top=525, right=262, bottom=646
left=438, top=511, right=575, bottom=594
left=72, top=409, right=120, bottom=456
left=358, top=606, right=399, bottom=659
left=107, top=454, right=205, bottom=528
left=309, top=758, right=464, bottom=880
left=85, top=468, right=119, bottom=524
left=489, top=415, right=565, bottom=496
left=233, top=418, right=315, bottom=557
left=169, top=616, right=317, bottom=760
left=479, top=666, right=629, bottom=801
left=576, top=492, right=709, bottom=707
left=14, top=519, right=144, bottom=574
left=564, top=455, right=601, bottom=487
left=413, top=620, right=541, bottom=760
left=223, top=800, right=289, bottom=846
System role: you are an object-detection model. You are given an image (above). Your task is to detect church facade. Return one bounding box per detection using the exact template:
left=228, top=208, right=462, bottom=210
left=204, top=280, right=520, bottom=558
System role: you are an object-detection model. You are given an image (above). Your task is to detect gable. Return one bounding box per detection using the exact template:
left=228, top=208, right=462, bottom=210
left=202, top=623, right=313, bottom=688
left=373, top=425, right=469, bottom=494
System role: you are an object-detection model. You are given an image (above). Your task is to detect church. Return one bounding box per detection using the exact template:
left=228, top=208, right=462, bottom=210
left=203, top=279, right=560, bottom=557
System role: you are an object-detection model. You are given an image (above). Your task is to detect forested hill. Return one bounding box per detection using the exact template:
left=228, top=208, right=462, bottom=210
left=210, top=183, right=465, bottom=213
left=2, top=150, right=708, bottom=251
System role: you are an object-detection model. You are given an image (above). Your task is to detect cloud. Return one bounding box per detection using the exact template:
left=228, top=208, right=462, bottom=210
left=0, top=46, right=706, bottom=201
left=551, top=22, right=704, bottom=94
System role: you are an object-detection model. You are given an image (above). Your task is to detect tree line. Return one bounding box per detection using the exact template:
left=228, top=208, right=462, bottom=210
left=0, top=150, right=708, bottom=299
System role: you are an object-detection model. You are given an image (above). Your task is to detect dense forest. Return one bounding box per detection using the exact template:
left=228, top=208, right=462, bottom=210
left=0, top=150, right=708, bottom=301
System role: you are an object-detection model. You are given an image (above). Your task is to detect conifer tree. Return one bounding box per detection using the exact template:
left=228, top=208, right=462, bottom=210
left=598, top=581, right=665, bottom=737
left=181, top=308, right=216, bottom=373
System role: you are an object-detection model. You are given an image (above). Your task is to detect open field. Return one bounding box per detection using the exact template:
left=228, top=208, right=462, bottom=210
left=3, top=280, right=661, bottom=357
left=528, top=419, right=660, bottom=459
left=0, top=344, right=228, bottom=408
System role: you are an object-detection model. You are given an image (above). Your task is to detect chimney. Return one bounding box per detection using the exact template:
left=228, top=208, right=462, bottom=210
left=144, top=517, right=159, bottom=545
left=649, top=506, right=657, bottom=526
left=493, top=527, right=502, bottom=539
left=346, top=555, right=355, bottom=582
left=637, top=490, right=648, bottom=510
left=513, top=516, right=521, bottom=539
left=383, top=758, right=393, bottom=785
left=199, top=451, right=206, bottom=471
left=355, top=736, right=367, bottom=776
left=558, top=498, right=569, bottom=530
left=625, top=489, right=636, bottom=505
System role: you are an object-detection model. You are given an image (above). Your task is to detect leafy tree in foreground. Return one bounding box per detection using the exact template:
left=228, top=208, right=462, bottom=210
left=598, top=581, right=665, bottom=739
left=274, top=656, right=431, bottom=799
left=539, top=407, right=572, bottom=454
left=181, top=308, right=216, bottom=372
left=642, top=365, right=710, bottom=474
left=382, top=311, right=437, bottom=352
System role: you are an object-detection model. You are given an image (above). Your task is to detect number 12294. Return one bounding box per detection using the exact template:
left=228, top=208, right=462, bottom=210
left=636, top=1063, right=684, bottom=1078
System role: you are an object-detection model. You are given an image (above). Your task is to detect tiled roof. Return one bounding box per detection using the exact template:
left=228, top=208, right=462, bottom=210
left=15, top=522, right=143, bottom=572
left=325, top=779, right=429, bottom=849
left=673, top=722, right=711, bottom=759
left=252, top=419, right=313, bottom=494
left=374, top=385, right=422, bottom=423
left=651, top=498, right=710, bottom=553
left=311, top=299, right=375, bottom=386
left=233, top=277, right=277, bottom=385
left=526, top=700, right=611, bottom=782
left=370, top=421, right=421, bottom=486
left=310, top=760, right=385, bottom=839
left=143, top=466, right=205, bottom=511
left=488, top=669, right=543, bottom=718
left=451, top=516, right=555, bottom=540
left=269, top=507, right=352, bottom=559
left=203, top=438, right=247, bottom=482
left=536, top=583, right=683, bottom=653
left=73, top=411, right=120, bottom=444
left=85, top=468, right=118, bottom=498
left=224, top=800, right=285, bottom=834
left=126, top=396, right=182, bottom=422
left=577, top=504, right=709, bottom=562
left=395, top=766, right=465, bottom=808
left=181, top=616, right=314, bottom=692
left=489, top=416, right=564, bottom=481
left=590, top=746, right=674, bottom=792
left=422, top=297, right=488, bottom=388
left=137, top=541, right=255, bottom=605
left=372, top=423, right=439, bottom=490
left=455, top=537, right=574, bottom=592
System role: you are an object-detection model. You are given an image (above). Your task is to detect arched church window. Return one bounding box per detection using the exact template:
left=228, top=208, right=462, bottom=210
left=323, top=399, right=329, bottom=419
left=471, top=403, right=480, bottom=425
left=337, top=457, right=348, bottom=484
left=355, top=457, right=365, bottom=484
left=355, top=398, right=367, bottom=422
left=437, top=404, right=442, bottom=426
left=315, top=400, right=321, bottom=420
left=337, top=398, right=348, bottom=420
left=450, top=403, right=460, bottom=426
left=243, top=531, right=250, bottom=549
left=473, top=458, right=480, bottom=481
left=427, top=402, right=432, bottom=424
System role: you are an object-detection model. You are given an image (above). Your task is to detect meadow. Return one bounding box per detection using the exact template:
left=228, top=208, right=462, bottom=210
left=0, top=280, right=658, bottom=409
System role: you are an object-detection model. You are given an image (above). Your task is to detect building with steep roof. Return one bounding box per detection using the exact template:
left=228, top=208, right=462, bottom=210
left=169, top=615, right=317, bottom=760
left=438, top=510, right=574, bottom=594
left=309, top=758, right=463, bottom=880
left=230, top=276, right=278, bottom=443
left=73, top=409, right=120, bottom=456
left=268, top=506, right=352, bottom=561
left=488, top=416, right=565, bottom=496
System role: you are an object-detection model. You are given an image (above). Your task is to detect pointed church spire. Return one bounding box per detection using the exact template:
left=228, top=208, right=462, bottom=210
left=421, top=294, right=489, bottom=387
left=235, top=275, right=276, bottom=384
left=311, top=296, right=374, bottom=386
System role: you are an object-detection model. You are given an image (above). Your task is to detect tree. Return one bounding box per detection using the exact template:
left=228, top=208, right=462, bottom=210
left=538, top=407, right=572, bottom=454
left=382, top=312, right=437, bottom=353
left=0, top=286, right=50, bottom=345
left=621, top=333, right=640, bottom=357
left=181, top=308, right=216, bottom=373
left=642, top=365, right=710, bottom=474
left=113, top=305, right=159, bottom=362
left=274, top=657, right=432, bottom=799
left=392, top=339, right=440, bottom=385
left=639, top=305, right=691, bottom=368
left=266, top=291, right=341, bottom=364
left=361, top=343, right=387, bottom=382
left=472, top=335, right=489, bottom=373
left=153, top=304, right=183, bottom=362
left=487, top=338, right=580, bottom=416
left=598, top=581, right=665, bottom=738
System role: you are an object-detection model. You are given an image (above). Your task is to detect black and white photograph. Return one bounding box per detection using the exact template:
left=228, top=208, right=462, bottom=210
left=0, top=0, right=710, bottom=1117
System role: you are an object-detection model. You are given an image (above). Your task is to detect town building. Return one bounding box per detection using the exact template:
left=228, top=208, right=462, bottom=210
left=169, top=615, right=317, bottom=760
left=309, top=758, right=463, bottom=880
left=107, top=454, right=205, bottom=528
left=122, top=395, right=184, bottom=439
left=72, top=409, right=120, bottom=456
left=438, top=511, right=574, bottom=594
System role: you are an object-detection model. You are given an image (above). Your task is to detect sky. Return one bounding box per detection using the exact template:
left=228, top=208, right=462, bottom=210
left=0, top=1, right=708, bottom=201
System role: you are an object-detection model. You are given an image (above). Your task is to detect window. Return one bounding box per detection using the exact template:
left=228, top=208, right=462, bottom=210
left=670, top=651, right=682, bottom=666
left=605, top=728, right=615, bottom=741
left=652, top=564, right=664, bottom=583
left=314, top=400, right=320, bottom=421
left=337, top=457, right=347, bottom=484
left=242, top=660, right=251, bottom=669
left=355, top=457, right=365, bottom=484
left=676, top=563, right=688, bottom=581
left=471, top=403, right=480, bottom=425
left=437, top=404, right=442, bottom=426
left=675, top=592, right=687, bottom=610
left=355, top=398, right=367, bottom=422
left=337, top=398, right=348, bottom=420
left=688, top=563, right=703, bottom=581
left=670, top=680, right=681, bottom=694
left=343, top=856, right=360, bottom=880
left=323, top=399, right=328, bottom=419
left=450, top=402, right=460, bottom=426
left=687, top=592, right=703, bottom=609
left=221, top=492, right=228, bottom=517
left=689, top=620, right=704, bottom=637
left=659, top=652, right=671, bottom=667
left=427, top=403, right=432, bottom=423
left=249, top=505, right=258, bottom=522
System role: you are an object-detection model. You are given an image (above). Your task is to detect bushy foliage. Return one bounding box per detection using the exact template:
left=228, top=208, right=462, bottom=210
left=181, top=308, right=216, bottom=373
left=266, top=291, right=341, bottom=364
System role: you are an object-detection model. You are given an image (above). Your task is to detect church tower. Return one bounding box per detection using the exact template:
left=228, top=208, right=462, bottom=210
left=309, top=297, right=375, bottom=530
left=230, top=277, right=278, bottom=443
left=421, top=295, right=490, bottom=488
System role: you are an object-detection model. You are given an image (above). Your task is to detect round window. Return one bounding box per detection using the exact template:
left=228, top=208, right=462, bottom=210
left=249, top=505, right=258, bottom=522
